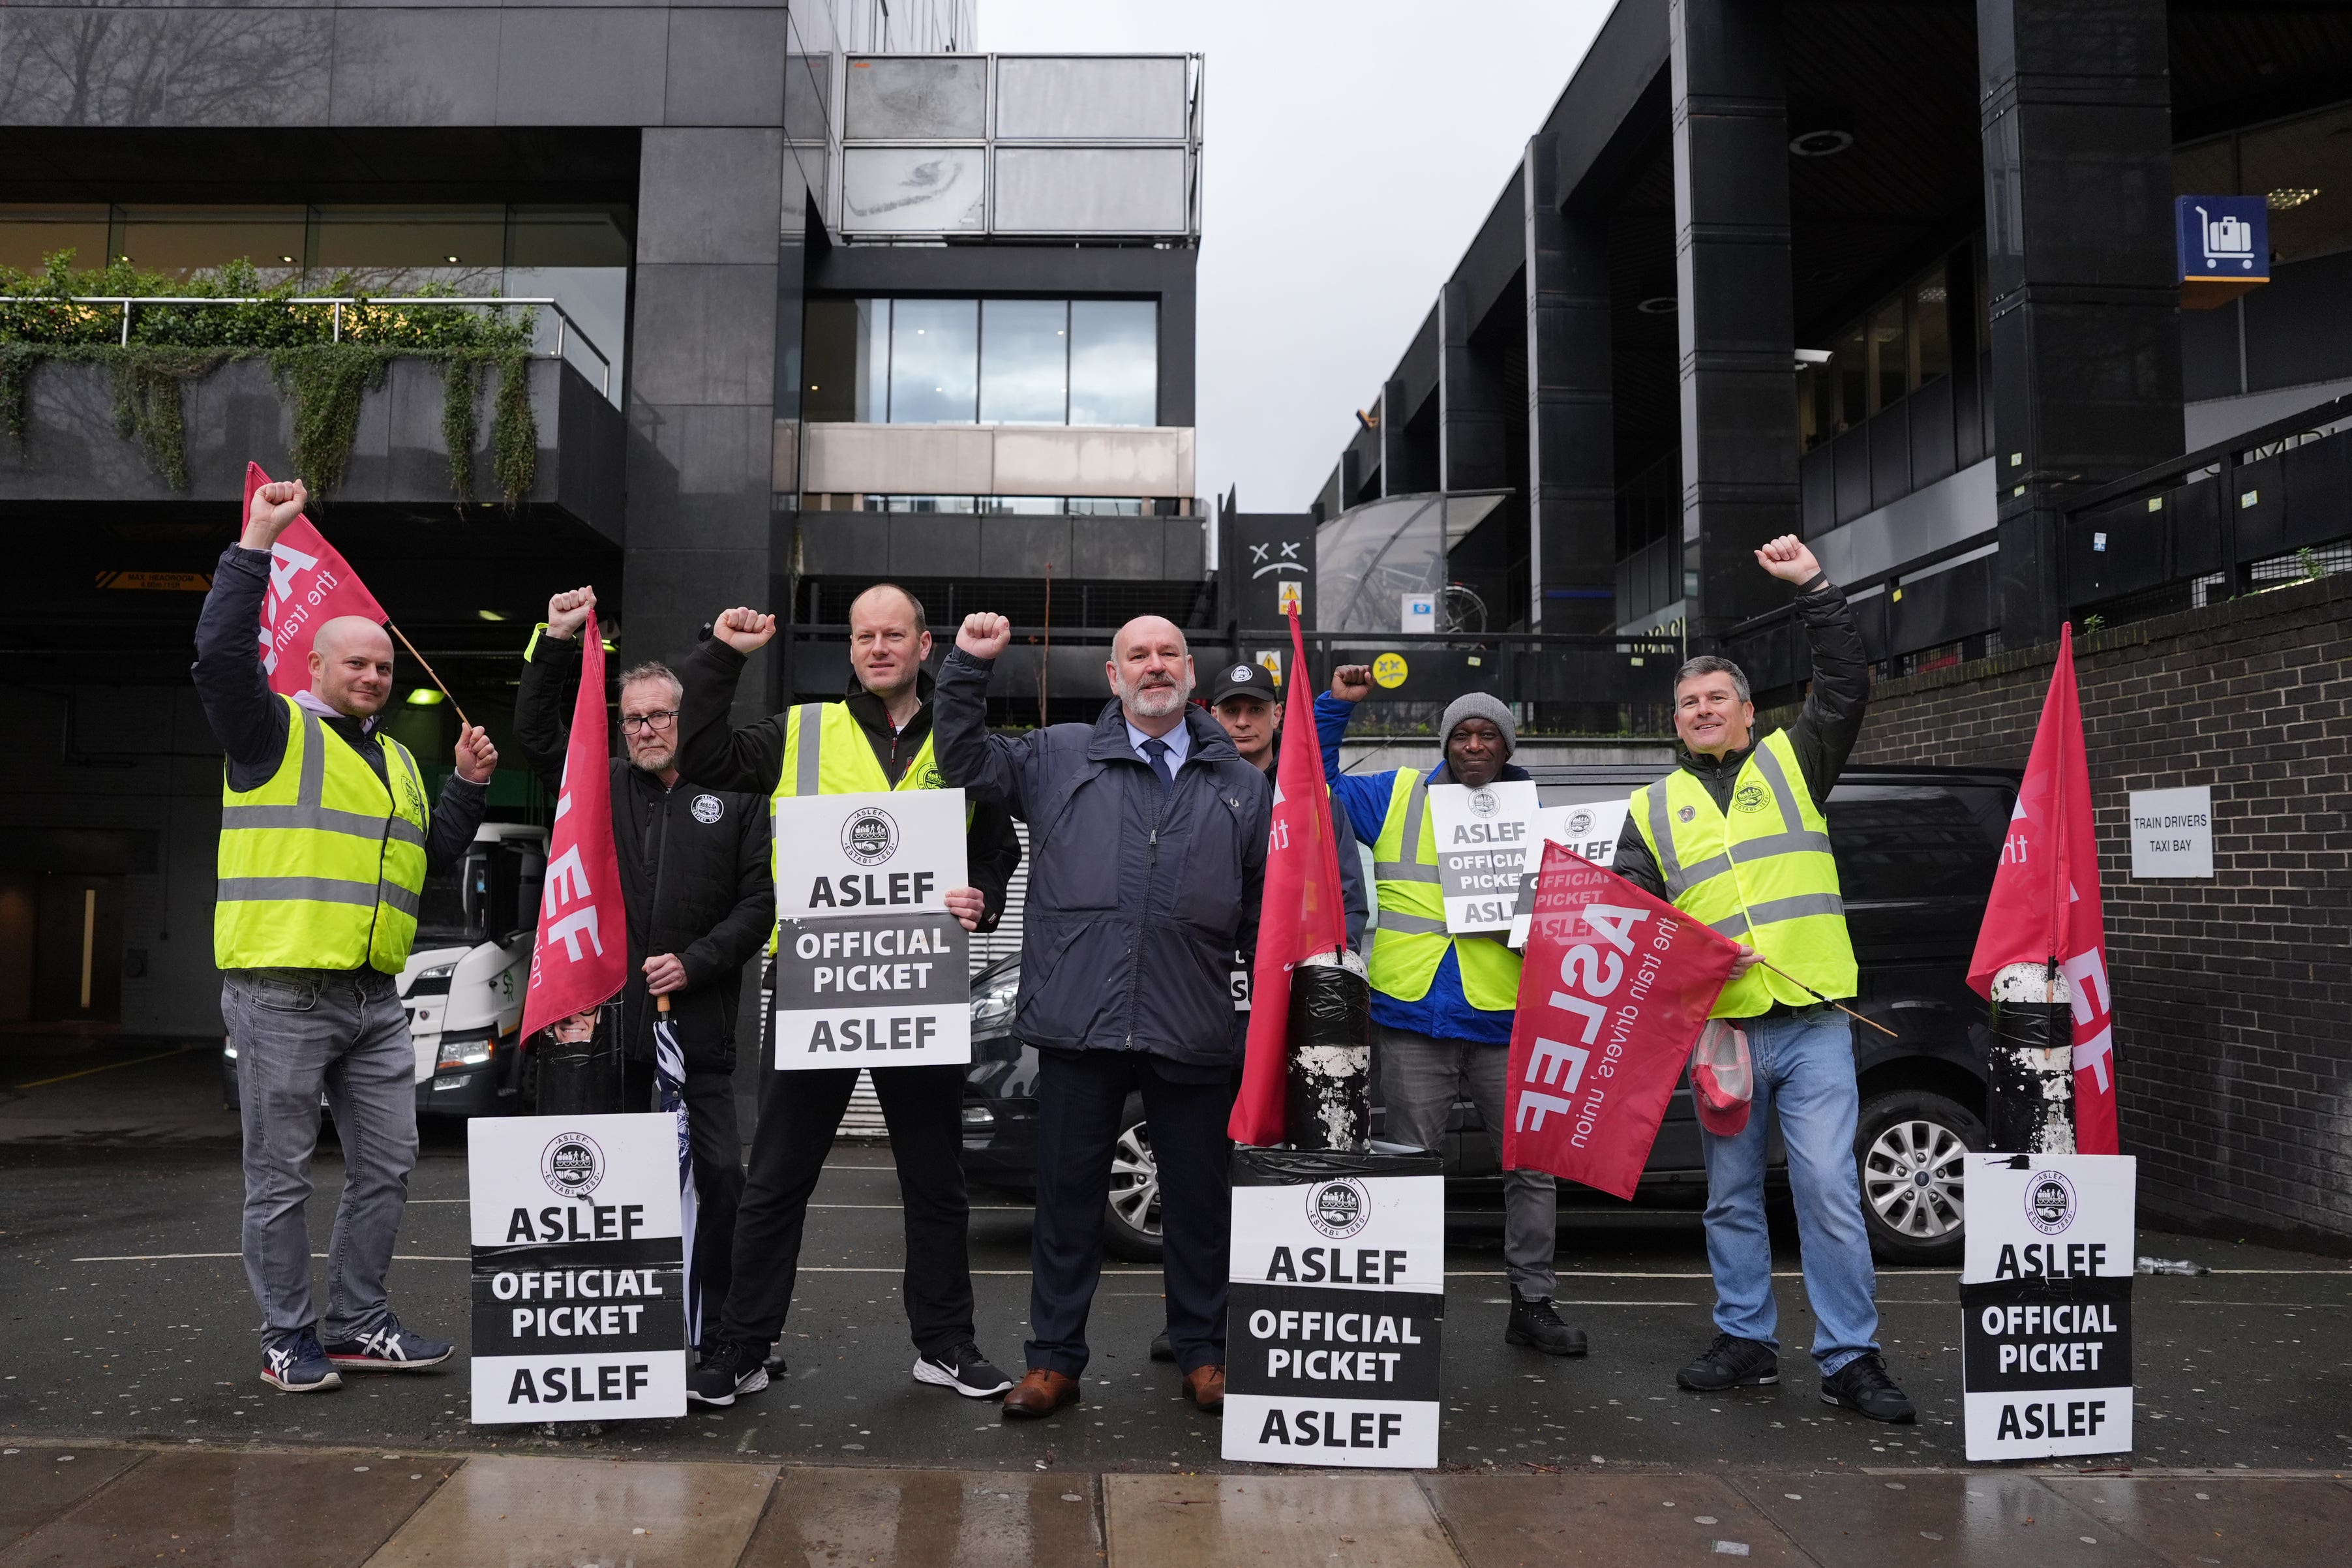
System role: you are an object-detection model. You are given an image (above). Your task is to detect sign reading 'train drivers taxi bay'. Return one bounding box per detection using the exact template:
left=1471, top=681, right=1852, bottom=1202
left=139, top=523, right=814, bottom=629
left=1223, top=1147, right=1445, bottom=1470
left=770, top=788, right=971, bottom=1070
left=1424, top=779, right=1543, bottom=933
left=1961, top=1153, right=2136, bottom=1462
left=468, top=1113, right=686, bottom=1423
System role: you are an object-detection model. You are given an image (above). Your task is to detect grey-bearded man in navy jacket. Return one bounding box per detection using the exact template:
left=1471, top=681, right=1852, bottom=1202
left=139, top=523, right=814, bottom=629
left=932, top=612, right=1271, bottom=1422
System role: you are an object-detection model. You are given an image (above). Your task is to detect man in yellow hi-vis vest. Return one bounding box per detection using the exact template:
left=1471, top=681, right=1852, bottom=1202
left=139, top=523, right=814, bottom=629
left=670, top=584, right=1023, bottom=1408
left=194, top=478, right=497, bottom=1395
left=1317, top=677, right=1588, bottom=1361
left=1612, top=534, right=1913, bottom=1425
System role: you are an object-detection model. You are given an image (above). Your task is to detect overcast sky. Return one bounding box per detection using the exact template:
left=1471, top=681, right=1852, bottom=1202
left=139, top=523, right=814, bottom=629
left=979, top=0, right=1614, bottom=515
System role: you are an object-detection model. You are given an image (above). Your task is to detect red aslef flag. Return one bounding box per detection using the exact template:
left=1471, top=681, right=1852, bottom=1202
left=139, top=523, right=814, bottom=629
left=1503, top=845, right=1740, bottom=1199
left=520, top=609, right=628, bottom=1040
left=1228, top=611, right=1351, bottom=1146
left=245, top=462, right=389, bottom=696
left=1966, top=625, right=2118, bottom=1154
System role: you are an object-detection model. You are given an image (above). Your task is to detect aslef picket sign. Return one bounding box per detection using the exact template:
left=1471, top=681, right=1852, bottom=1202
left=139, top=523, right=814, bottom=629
left=1960, top=1153, right=2136, bottom=1462
left=770, top=788, right=972, bottom=1070
left=468, top=1113, right=687, bottom=1423
left=1223, top=1147, right=1445, bottom=1469
left=1424, top=779, right=1543, bottom=933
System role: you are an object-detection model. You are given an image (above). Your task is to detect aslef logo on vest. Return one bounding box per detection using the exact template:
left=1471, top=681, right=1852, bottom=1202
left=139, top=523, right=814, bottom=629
left=540, top=1132, right=606, bottom=1199
left=1733, top=783, right=1770, bottom=813
left=1304, top=1178, right=1372, bottom=1240
left=841, top=806, right=899, bottom=867
left=2026, top=1170, right=2077, bottom=1236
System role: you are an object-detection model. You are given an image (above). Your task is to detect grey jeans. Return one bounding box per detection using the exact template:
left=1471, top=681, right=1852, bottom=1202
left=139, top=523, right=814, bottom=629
left=1375, top=1024, right=1558, bottom=1297
left=224, top=967, right=418, bottom=1348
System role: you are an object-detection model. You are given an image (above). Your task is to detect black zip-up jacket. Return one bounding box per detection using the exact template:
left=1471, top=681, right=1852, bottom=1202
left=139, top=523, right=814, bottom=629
left=192, top=545, right=489, bottom=934
left=1612, top=573, right=1869, bottom=900
left=516, top=635, right=773, bottom=1069
left=933, top=646, right=1272, bottom=1070
left=671, top=639, right=1023, bottom=929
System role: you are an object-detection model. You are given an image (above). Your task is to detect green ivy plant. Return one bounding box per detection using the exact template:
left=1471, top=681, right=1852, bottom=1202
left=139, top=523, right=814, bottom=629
left=0, top=252, right=542, bottom=504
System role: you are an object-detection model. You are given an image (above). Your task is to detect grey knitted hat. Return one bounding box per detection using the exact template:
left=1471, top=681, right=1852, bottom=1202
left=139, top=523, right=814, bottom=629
left=1438, top=691, right=1516, bottom=757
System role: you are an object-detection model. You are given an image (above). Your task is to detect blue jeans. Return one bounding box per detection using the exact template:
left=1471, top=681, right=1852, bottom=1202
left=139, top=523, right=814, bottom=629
left=1698, top=1004, right=1879, bottom=1374
left=224, top=967, right=418, bottom=1349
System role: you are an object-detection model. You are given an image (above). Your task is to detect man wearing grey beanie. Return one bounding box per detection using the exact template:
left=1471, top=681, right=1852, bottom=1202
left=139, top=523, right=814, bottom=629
left=1314, top=670, right=1585, bottom=1359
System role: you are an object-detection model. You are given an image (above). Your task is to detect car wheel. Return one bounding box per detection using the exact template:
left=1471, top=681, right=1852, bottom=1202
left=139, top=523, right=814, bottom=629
left=1102, top=1093, right=1164, bottom=1263
left=1854, top=1089, right=1980, bottom=1266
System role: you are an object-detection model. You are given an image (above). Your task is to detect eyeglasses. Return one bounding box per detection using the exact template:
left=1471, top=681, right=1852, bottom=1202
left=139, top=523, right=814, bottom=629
left=620, top=710, right=679, bottom=734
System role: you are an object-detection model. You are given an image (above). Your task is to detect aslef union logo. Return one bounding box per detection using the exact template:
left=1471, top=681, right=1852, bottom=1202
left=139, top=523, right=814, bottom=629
left=1230, top=664, right=1254, bottom=683
left=691, top=793, right=725, bottom=824
left=541, top=1132, right=605, bottom=1200
left=1468, top=787, right=1500, bottom=818
left=2025, top=1169, right=2077, bottom=1236
left=1304, top=1177, right=1373, bottom=1240
left=841, top=806, right=899, bottom=867
left=1567, top=809, right=1594, bottom=835
left=1733, top=782, right=1771, bottom=813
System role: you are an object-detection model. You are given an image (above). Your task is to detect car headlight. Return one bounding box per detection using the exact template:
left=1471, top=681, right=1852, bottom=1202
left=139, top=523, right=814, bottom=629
left=436, top=1028, right=497, bottom=1070
left=971, top=971, right=1021, bottom=1031
left=407, top=963, right=458, bottom=998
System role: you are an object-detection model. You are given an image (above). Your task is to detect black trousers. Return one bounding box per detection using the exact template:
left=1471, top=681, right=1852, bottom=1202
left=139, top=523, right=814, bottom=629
left=622, top=1058, right=743, bottom=1333
left=719, top=1063, right=975, bottom=1358
left=1028, top=1049, right=1231, bottom=1379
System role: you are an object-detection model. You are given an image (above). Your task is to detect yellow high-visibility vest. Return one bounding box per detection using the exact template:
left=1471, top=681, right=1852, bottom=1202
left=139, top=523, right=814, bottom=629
left=1629, top=728, right=1858, bottom=1018
left=768, top=702, right=972, bottom=944
left=216, top=695, right=431, bottom=974
left=1364, top=768, right=1522, bottom=1012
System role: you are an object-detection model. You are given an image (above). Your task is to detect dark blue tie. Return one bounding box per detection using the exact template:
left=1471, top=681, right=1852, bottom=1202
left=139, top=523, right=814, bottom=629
left=1141, top=736, right=1174, bottom=794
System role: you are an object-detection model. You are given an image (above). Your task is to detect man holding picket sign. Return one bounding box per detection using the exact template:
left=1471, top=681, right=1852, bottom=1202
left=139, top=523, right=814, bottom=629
left=196, top=474, right=497, bottom=1393
left=1608, top=534, right=1916, bottom=1423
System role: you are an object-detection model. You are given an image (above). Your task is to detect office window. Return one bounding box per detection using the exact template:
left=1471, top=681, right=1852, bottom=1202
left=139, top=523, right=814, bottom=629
left=117, top=206, right=309, bottom=278
left=1798, top=256, right=1959, bottom=450
left=0, top=205, right=110, bottom=275
left=805, top=296, right=1158, bottom=425
left=980, top=299, right=1069, bottom=423
left=1913, top=265, right=1951, bottom=385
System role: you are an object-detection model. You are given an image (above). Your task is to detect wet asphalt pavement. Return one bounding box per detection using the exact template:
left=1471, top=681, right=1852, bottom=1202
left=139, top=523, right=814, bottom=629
left=5, top=1115, right=2349, bottom=1475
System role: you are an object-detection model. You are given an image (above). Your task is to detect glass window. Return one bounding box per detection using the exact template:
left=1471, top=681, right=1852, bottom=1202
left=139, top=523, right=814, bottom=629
left=1833, top=325, right=1867, bottom=430
left=888, top=298, right=978, bottom=423
left=0, top=205, right=110, bottom=276
left=1068, top=300, right=1157, bottom=427
left=1912, top=265, right=1950, bottom=385
left=858, top=299, right=888, bottom=422
left=980, top=299, right=1069, bottom=423
left=115, top=205, right=308, bottom=278
left=505, top=208, right=631, bottom=406
left=2238, top=101, right=2352, bottom=266
left=312, top=205, right=507, bottom=290
left=1870, top=297, right=1908, bottom=412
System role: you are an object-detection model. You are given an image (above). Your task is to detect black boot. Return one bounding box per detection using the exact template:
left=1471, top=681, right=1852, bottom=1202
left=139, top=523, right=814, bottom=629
left=1504, top=1289, right=1588, bottom=1356
left=1819, top=1352, right=1916, bottom=1423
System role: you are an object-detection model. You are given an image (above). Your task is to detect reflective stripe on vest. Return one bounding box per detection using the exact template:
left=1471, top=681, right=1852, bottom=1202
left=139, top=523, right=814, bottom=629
left=1629, top=729, right=1857, bottom=1018
left=1364, top=768, right=1521, bottom=1011
left=216, top=698, right=432, bottom=974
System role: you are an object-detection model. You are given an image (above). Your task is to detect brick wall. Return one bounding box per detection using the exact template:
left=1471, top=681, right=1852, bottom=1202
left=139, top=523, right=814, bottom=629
left=1835, top=573, right=2352, bottom=1246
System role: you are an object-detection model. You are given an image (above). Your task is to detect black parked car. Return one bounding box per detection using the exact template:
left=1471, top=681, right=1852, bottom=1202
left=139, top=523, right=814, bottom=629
left=960, top=764, right=2018, bottom=1268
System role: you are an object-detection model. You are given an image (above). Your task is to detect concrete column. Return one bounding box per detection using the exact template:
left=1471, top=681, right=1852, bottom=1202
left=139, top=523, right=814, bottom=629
left=1669, top=0, right=1800, bottom=640
left=1978, top=0, right=2182, bottom=646
left=1379, top=377, right=1410, bottom=498
left=1524, top=132, right=1616, bottom=633
left=1439, top=280, right=1509, bottom=494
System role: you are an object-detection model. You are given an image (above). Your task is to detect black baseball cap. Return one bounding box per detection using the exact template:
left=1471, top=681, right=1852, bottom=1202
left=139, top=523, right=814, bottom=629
left=1208, top=659, right=1280, bottom=706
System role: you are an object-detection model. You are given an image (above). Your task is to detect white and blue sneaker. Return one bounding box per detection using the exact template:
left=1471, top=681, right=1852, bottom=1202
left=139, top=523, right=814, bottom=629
left=261, top=1327, right=343, bottom=1393
left=323, top=1312, right=453, bottom=1372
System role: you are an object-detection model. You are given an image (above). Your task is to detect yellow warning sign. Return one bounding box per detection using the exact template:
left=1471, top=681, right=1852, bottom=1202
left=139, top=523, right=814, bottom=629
left=96, top=570, right=212, bottom=592
left=1371, top=652, right=1410, bottom=689
left=1276, top=580, right=1304, bottom=618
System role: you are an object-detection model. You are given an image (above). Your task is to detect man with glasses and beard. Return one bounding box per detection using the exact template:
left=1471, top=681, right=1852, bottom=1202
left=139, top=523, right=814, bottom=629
left=933, top=613, right=1271, bottom=1421
left=517, top=586, right=774, bottom=1331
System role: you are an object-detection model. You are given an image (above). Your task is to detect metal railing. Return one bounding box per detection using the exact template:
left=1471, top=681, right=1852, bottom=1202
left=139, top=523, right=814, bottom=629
left=0, top=294, right=612, bottom=395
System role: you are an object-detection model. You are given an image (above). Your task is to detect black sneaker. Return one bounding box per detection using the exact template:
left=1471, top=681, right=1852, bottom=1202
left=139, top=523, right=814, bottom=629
left=1820, top=1352, right=1916, bottom=1423
left=260, top=1326, right=342, bottom=1393
left=1676, top=1333, right=1779, bottom=1391
left=1505, top=1290, right=1589, bottom=1357
left=324, top=1312, right=453, bottom=1372
left=1149, top=1331, right=1175, bottom=1363
left=687, top=1336, right=770, bottom=1408
left=913, top=1342, right=1014, bottom=1399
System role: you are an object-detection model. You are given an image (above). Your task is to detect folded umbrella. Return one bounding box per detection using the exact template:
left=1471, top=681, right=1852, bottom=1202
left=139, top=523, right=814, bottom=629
left=653, top=993, right=702, bottom=1348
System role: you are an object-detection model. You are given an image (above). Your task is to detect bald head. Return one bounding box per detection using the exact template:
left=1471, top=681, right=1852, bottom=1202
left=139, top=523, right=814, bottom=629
left=1106, top=615, right=1194, bottom=734
left=309, top=616, right=397, bottom=718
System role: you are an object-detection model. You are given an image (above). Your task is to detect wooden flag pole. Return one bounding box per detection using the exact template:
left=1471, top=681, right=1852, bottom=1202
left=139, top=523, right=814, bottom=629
left=1752, top=956, right=1900, bottom=1039
left=385, top=620, right=474, bottom=731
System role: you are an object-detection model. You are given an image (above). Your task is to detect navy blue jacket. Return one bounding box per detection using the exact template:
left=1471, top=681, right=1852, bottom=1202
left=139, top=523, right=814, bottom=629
left=933, top=647, right=1272, bottom=1069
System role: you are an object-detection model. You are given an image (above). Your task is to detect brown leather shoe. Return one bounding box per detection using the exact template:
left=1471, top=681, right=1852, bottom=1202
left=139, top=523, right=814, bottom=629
left=1000, top=1368, right=1079, bottom=1420
left=1183, top=1363, right=1226, bottom=1415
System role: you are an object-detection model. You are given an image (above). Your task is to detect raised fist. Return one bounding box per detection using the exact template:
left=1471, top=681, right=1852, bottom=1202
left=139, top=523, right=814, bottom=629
left=242, top=479, right=309, bottom=552
left=1329, top=663, right=1375, bottom=702
left=957, top=612, right=1012, bottom=660
left=714, top=607, right=776, bottom=654
left=1755, top=534, right=1824, bottom=586
left=454, top=723, right=498, bottom=783
left=545, top=586, right=596, bottom=641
